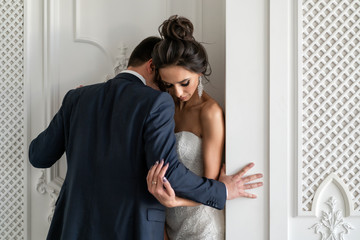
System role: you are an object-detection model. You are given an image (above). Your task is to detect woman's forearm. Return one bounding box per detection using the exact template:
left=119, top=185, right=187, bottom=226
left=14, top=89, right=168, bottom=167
left=173, top=196, right=201, bottom=207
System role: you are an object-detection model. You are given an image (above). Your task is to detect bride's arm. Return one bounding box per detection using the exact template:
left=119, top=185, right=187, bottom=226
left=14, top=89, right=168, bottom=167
left=200, top=101, right=225, bottom=180
left=170, top=102, right=226, bottom=207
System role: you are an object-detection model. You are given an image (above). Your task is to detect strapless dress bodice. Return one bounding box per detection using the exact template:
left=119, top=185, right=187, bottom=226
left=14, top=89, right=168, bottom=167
left=175, top=131, right=203, bottom=176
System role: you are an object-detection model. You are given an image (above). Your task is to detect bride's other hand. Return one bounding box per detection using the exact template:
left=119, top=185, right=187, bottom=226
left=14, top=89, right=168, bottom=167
left=147, top=160, right=177, bottom=207
left=219, top=163, right=263, bottom=200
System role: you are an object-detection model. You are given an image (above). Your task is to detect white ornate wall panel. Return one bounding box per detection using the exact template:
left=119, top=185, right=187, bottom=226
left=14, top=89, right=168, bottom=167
left=0, top=1, right=26, bottom=239
left=298, top=0, right=360, bottom=217
left=266, top=0, right=360, bottom=239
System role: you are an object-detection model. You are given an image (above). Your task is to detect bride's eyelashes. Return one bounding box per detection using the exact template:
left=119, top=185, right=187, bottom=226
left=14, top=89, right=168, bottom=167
left=163, top=80, right=190, bottom=88
left=181, top=80, right=190, bottom=87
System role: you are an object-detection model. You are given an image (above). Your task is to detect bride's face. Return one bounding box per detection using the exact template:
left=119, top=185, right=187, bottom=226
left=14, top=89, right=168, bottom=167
left=159, top=65, right=200, bottom=102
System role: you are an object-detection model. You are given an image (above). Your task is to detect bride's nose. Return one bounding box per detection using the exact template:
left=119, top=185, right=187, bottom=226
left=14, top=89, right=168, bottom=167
left=174, top=86, right=183, bottom=98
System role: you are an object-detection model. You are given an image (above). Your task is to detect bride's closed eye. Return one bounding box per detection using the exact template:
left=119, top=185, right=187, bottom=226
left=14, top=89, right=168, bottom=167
left=181, top=80, right=190, bottom=87
left=163, top=80, right=190, bottom=88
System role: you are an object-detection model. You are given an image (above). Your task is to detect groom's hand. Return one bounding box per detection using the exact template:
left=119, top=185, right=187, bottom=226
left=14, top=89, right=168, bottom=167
left=219, top=163, right=263, bottom=200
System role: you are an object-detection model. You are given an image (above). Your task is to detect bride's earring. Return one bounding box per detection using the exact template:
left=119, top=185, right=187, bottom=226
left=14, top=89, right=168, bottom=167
left=197, top=76, right=204, bottom=98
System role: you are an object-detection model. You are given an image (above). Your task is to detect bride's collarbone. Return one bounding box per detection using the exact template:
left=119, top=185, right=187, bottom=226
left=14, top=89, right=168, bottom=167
left=174, top=105, right=204, bottom=138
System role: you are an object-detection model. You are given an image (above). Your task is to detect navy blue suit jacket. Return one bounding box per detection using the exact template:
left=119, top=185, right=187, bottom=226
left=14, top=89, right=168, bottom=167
left=29, top=73, right=226, bottom=240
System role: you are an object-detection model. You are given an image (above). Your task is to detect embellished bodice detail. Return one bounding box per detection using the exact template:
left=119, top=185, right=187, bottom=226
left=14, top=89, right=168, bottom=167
left=175, top=131, right=203, bottom=176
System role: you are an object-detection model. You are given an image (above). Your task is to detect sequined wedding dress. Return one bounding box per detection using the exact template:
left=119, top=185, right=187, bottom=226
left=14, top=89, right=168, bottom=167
left=166, top=131, right=225, bottom=240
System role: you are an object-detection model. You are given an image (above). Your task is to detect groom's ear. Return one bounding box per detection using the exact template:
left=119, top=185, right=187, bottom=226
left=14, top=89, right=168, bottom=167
left=146, top=59, right=155, bottom=74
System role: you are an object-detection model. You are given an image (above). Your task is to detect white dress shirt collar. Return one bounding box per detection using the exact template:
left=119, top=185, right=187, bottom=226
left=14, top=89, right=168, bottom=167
left=120, top=70, right=147, bottom=85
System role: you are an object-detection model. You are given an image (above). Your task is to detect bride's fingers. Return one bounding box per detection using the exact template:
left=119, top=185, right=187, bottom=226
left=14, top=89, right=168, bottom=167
left=152, top=160, right=164, bottom=181
left=147, top=161, right=160, bottom=191
left=154, top=163, right=168, bottom=194
left=150, top=161, right=163, bottom=185
left=147, top=161, right=159, bottom=181
left=156, top=162, right=169, bottom=182
left=151, top=161, right=165, bottom=192
left=147, top=164, right=155, bottom=185
left=155, top=163, right=168, bottom=186
left=162, top=177, right=175, bottom=197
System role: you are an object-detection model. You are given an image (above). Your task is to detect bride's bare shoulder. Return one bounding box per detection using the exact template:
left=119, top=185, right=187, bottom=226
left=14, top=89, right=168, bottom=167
left=200, top=95, right=224, bottom=121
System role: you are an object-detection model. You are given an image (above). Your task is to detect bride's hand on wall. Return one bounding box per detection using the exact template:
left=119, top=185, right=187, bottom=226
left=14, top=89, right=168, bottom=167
left=219, top=163, right=263, bottom=200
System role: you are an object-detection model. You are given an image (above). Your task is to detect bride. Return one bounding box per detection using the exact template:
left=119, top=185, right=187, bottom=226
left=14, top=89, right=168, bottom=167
left=148, top=15, right=225, bottom=240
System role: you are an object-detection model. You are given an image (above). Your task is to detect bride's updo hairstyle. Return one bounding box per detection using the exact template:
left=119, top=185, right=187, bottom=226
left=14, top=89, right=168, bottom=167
left=152, top=15, right=211, bottom=81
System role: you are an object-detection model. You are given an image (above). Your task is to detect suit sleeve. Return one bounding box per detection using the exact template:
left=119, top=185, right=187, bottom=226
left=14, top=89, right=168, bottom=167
left=29, top=90, right=73, bottom=168
left=143, top=92, right=226, bottom=210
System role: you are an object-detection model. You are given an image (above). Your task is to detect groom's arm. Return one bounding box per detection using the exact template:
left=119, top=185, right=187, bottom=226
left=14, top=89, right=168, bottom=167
left=29, top=90, right=74, bottom=168
left=143, top=92, right=227, bottom=210
left=148, top=160, right=264, bottom=208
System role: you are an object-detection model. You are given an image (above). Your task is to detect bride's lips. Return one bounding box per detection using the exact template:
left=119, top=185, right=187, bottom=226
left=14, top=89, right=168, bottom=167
left=178, top=97, right=187, bottom=101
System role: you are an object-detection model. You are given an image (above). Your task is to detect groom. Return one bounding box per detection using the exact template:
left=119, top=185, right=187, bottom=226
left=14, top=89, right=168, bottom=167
left=29, top=36, right=263, bottom=240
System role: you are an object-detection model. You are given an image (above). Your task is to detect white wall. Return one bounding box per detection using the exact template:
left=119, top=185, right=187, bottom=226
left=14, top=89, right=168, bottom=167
left=226, top=0, right=269, bottom=239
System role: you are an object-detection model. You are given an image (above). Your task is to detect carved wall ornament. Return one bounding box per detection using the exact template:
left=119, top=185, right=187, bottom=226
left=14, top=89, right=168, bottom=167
left=105, top=43, right=129, bottom=81
left=36, top=169, right=59, bottom=223
left=309, top=197, right=354, bottom=240
left=311, top=173, right=354, bottom=217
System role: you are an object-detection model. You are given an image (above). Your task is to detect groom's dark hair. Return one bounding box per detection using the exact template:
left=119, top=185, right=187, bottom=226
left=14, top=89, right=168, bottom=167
left=127, top=36, right=161, bottom=67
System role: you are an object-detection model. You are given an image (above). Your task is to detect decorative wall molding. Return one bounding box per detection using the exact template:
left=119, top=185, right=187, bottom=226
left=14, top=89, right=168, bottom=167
left=309, top=197, right=354, bottom=240
left=75, top=0, right=131, bottom=80
left=43, top=0, right=61, bottom=121
left=298, top=0, right=360, bottom=216
left=35, top=169, right=58, bottom=223
left=41, top=0, right=63, bottom=192
left=74, top=0, right=114, bottom=64
left=35, top=1, right=65, bottom=224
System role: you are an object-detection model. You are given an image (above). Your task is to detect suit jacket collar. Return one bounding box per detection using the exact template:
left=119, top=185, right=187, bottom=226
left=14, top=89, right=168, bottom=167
left=118, top=70, right=147, bottom=85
